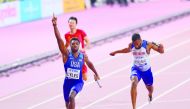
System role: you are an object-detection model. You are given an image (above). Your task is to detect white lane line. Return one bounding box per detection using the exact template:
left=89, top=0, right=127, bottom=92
left=81, top=55, right=190, bottom=109
left=0, top=57, right=117, bottom=102
left=1, top=27, right=190, bottom=102
left=137, top=77, right=190, bottom=109
left=27, top=38, right=190, bottom=109
left=86, top=96, right=190, bottom=107
left=27, top=64, right=131, bottom=109
left=153, top=98, right=190, bottom=104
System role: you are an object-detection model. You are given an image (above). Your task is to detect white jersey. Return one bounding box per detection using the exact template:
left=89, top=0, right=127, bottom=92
left=131, top=40, right=150, bottom=71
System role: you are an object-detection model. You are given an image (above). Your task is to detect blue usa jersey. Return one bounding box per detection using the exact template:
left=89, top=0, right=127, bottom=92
left=64, top=52, right=84, bottom=82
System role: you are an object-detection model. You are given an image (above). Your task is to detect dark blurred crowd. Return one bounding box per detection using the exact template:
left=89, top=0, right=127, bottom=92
left=106, top=0, right=129, bottom=6
left=90, top=0, right=143, bottom=7
left=90, top=0, right=190, bottom=7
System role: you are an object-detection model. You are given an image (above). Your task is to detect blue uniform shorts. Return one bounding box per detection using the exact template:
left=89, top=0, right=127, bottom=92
left=130, top=67, right=153, bottom=86
left=63, top=80, right=84, bottom=102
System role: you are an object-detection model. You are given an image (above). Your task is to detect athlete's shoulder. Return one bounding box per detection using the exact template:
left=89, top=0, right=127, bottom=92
left=129, top=42, right=134, bottom=48
left=77, top=29, right=84, bottom=32
left=82, top=52, right=88, bottom=59
left=65, top=31, right=70, bottom=36
left=65, top=32, right=71, bottom=40
left=146, top=41, right=153, bottom=46
left=77, top=29, right=86, bottom=34
left=142, top=40, right=148, bottom=43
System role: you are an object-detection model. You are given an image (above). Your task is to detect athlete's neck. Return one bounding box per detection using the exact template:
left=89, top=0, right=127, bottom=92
left=70, top=29, right=77, bottom=34
left=72, top=51, right=79, bottom=58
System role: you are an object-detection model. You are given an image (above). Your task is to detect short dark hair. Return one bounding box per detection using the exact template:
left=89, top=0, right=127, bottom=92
left=70, top=37, right=80, bottom=44
left=68, top=16, right=78, bottom=24
left=132, top=33, right=141, bottom=42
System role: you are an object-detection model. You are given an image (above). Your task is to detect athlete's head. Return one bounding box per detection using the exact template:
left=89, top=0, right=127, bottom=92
left=68, top=16, right=77, bottom=30
left=132, top=33, right=142, bottom=49
left=70, top=37, right=80, bottom=53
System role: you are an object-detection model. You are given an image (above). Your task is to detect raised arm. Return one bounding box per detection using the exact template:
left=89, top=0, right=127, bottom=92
left=148, top=42, right=164, bottom=54
left=84, top=54, right=100, bottom=81
left=110, top=43, right=132, bottom=56
left=52, top=14, right=68, bottom=56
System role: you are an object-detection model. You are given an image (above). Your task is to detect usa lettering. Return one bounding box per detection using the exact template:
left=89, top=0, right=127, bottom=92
left=70, top=61, right=80, bottom=68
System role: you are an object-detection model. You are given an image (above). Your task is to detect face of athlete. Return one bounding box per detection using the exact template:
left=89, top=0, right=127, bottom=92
left=68, top=19, right=77, bottom=30
left=133, top=39, right=142, bottom=49
left=70, top=40, right=80, bottom=53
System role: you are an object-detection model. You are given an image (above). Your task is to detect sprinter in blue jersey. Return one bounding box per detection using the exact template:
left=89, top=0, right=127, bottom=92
left=52, top=14, right=100, bottom=109
left=110, top=33, right=164, bottom=109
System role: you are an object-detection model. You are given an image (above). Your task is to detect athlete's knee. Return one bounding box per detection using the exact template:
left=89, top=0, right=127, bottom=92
left=146, top=85, right=153, bottom=92
left=131, top=76, right=138, bottom=87
left=69, top=91, right=76, bottom=102
left=65, top=102, right=69, bottom=109
left=69, top=95, right=75, bottom=102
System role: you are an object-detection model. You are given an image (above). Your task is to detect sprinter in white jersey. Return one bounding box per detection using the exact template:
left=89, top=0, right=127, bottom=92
left=110, top=33, right=164, bottom=109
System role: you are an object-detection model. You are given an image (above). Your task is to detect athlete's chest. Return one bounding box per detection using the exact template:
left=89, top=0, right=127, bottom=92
left=67, top=54, right=83, bottom=69
left=69, top=32, right=83, bottom=38
left=132, top=47, right=147, bottom=57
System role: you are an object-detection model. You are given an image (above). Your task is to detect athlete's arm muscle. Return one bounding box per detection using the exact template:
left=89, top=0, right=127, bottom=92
left=52, top=14, right=69, bottom=61
left=147, top=42, right=164, bottom=54
left=84, top=54, right=100, bottom=80
left=110, top=43, right=132, bottom=56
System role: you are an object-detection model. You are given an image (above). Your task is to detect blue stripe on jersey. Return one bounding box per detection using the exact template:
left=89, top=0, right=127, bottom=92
left=131, top=40, right=148, bottom=49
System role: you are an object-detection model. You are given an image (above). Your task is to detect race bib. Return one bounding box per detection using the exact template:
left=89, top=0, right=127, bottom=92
left=66, top=68, right=80, bottom=79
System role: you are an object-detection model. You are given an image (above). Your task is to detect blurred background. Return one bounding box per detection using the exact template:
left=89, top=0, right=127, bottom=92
left=1, top=0, right=169, bottom=78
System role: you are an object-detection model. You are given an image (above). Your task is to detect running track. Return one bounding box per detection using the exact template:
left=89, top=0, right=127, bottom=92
left=1, top=10, right=190, bottom=109
left=1, top=0, right=190, bottom=109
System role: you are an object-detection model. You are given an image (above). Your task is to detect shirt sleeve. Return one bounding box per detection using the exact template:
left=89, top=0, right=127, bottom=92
left=64, top=34, right=70, bottom=43
left=80, top=29, right=87, bottom=38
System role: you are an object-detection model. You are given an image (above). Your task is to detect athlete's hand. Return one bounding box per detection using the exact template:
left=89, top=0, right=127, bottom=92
left=158, top=44, right=164, bottom=53
left=52, top=13, right=57, bottom=26
left=94, top=75, right=100, bottom=81
left=158, top=44, right=164, bottom=49
left=109, top=52, right=116, bottom=56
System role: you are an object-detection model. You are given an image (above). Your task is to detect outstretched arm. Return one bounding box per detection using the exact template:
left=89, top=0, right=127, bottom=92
left=84, top=54, right=100, bottom=81
left=148, top=42, right=164, bottom=54
left=52, top=14, right=68, bottom=56
left=110, top=43, right=132, bottom=56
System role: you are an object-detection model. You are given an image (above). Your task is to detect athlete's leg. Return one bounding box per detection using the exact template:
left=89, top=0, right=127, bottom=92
left=68, top=82, right=84, bottom=109
left=146, top=85, right=153, bottom=102
left=131, top=76, right=139, bottom=109
left=63, top=81, right=72, bottom=109
left=141, top=68, right=154, bottom=102
left=65, top=102, right=69, bottom=109
left=130, top=67, right=141, bottom=109
left=69, top=90, right=77, bottom=109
